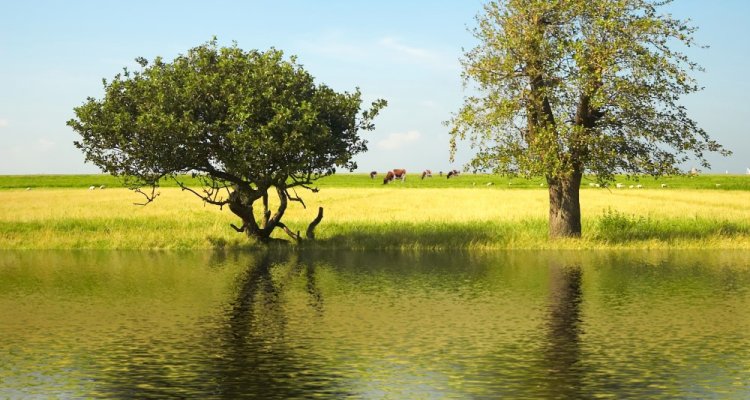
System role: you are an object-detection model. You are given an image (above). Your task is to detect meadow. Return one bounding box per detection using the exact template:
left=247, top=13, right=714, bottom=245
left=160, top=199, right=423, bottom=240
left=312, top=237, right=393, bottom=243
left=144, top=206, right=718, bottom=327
left=0, top=174, right=748, bottom=250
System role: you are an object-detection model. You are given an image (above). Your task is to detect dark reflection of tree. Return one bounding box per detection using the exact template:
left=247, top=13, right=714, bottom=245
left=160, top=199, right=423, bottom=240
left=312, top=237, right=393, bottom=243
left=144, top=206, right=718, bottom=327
left=90, top=250, right=345, bottom=399
left=540, top=263, right=585, bottom=399
left=209, top=250, right=347, bottom=399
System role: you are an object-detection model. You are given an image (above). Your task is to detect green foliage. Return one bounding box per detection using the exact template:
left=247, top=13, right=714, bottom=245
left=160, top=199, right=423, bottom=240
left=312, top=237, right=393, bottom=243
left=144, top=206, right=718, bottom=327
left=67, top=39, right=386, bottom=241
left=595, top=208, right=750, bottom=243
left=596, top=208, right=647, bottom=239
left=450, top=0, right=729, bottom=182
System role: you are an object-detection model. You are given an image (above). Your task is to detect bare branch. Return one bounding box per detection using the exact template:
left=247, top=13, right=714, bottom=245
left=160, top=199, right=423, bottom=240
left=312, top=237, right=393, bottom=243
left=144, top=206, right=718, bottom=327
left=285, top=188, right=307, bottom=209
left=230, top=223, right=246, bottom=232
left=133, top=186, right=159, bottom=206
left=306, top=207, right=324, bottom=240
left=175, top=180, right=231, bottom=206
left=276, top=222, right=301, bottom=241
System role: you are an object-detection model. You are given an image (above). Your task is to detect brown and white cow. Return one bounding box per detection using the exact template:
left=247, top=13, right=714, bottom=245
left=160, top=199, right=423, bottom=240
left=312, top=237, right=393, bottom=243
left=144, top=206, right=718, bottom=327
left=421, top=169, right=432, bottom=180
left=370, top=171, right=378, bottom=179
left=383, top=171, right=395, bottom=184
left=383, top=169, right=406, bottom=184
left=447, top=169, right=460, bottom=179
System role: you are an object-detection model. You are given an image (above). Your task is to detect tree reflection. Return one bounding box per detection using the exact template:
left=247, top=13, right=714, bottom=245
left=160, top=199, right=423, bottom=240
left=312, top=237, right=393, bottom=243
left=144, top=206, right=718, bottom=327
left=210, top=250, right=346, bottom=399
left=541, top=263, right=584, bottom=398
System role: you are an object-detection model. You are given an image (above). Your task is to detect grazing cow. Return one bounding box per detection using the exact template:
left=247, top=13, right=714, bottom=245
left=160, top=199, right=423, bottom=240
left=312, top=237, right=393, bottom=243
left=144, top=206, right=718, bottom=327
left=370, top=171, right=378, bottom=179
left=421, top=169, right=432, bottom=180
left=383, top=171, right=395, bottom=184
left=447, top=169, right=460, bottom=179
left=383, top=169, right=406, bottom=184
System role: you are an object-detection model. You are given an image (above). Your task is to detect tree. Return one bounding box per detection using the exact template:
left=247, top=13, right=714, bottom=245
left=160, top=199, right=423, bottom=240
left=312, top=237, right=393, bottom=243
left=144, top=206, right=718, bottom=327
left=449, top=0, right=729, bottom=238
left=68, top=40, right=386, bottom=243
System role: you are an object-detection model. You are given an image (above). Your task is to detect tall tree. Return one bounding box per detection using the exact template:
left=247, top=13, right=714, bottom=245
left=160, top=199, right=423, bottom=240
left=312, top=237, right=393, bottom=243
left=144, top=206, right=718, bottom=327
left=449, top=0, right=729, bottom=238
left=69, top=39, right=386, bottom=243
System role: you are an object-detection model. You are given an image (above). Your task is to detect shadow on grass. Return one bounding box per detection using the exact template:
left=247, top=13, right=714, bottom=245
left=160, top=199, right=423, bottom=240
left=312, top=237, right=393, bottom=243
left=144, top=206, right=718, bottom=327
left=298, top=221, right=549, bottom=250
left=205, top=216, right=750, bottom=250
left=207, top=221, right=548, bottom=250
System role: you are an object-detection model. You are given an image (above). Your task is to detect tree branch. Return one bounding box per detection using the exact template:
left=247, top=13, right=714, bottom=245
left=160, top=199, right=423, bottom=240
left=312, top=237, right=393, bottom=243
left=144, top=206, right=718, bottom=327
left=306, top=207, right=324, bottom=240
left=133, top=186, right=159, bottom=206
left=175, top=180, right=231, bottom=206
left=285, top=187, right=307, bottom=209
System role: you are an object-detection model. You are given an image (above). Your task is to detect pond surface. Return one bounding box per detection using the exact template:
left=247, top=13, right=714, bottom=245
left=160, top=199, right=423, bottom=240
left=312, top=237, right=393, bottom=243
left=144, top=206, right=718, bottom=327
left=1, top=250, right=749, bottom=399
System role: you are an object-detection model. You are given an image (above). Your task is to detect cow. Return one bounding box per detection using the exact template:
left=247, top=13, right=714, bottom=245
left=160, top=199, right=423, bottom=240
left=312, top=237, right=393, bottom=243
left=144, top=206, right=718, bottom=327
left=447, top=169, right=460, bottom=179
left=421, top=169, right=432, bottom=180
left=370, top=171, right=378, bottom=179
left=383, top=171, right=395, bottom=184
left=383, top=169, right=406, bottom=184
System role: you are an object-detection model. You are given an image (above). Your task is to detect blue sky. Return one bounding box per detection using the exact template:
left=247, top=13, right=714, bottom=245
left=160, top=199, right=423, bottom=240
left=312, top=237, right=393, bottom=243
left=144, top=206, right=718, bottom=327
left=1, top=0, right=748, bottom=175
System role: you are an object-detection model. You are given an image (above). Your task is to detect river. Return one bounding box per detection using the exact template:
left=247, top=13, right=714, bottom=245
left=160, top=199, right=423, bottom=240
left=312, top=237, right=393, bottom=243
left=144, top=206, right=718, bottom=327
left=1, top=250, right=749, bottom=398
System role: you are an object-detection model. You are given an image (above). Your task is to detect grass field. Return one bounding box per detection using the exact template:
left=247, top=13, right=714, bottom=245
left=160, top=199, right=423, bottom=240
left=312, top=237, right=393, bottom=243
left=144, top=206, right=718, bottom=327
left=1, top=172, right=749, bottom=190
left=0, top=174, right=748, bottom=250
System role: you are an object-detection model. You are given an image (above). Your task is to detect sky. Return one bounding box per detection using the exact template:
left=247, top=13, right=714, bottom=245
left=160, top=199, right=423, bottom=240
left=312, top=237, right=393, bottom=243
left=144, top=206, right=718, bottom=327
left=1, top=0, right=748, bottom=175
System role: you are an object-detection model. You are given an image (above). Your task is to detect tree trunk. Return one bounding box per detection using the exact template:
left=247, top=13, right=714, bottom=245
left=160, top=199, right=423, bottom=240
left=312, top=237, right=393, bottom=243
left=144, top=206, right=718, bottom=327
left=547, top=171, right=582, bottom=238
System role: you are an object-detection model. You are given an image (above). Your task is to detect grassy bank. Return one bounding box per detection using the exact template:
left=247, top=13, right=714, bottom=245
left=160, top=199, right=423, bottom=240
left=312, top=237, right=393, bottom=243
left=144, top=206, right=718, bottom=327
left=0, top=185, right=748, bottom=250
left=2, top=173, right=749, bottom=190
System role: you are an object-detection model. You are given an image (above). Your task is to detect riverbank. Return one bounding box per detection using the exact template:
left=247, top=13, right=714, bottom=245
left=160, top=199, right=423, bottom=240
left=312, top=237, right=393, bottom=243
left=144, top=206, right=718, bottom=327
left=1, top=184, right=748, bottom=250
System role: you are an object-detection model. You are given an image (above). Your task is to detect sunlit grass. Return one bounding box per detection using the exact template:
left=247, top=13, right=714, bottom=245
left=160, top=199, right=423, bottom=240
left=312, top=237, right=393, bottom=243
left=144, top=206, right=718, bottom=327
left=0, top=185, right=748, bottom=249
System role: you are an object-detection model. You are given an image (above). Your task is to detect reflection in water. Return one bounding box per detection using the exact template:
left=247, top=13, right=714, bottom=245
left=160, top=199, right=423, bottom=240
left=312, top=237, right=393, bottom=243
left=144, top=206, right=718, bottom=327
left=212, top=252, right=345, bottom=398
left=0, top=250, right=749, bottom=398
left=542, top=264, right=584, bottom=398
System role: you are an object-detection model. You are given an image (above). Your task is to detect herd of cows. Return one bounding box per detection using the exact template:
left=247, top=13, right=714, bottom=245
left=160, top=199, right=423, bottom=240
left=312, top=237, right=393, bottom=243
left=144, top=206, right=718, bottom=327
left=371, top=169, right=462, bottom=184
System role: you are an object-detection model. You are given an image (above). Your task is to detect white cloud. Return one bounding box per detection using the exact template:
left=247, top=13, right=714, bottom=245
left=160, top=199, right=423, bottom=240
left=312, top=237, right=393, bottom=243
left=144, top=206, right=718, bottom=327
left=0, top=119, right=8, bottom=128
left=378, top=37, right=438, bottom=62
left=377, top=130, right=422, bottom=150
left=299, top=31, right=370, bottom=60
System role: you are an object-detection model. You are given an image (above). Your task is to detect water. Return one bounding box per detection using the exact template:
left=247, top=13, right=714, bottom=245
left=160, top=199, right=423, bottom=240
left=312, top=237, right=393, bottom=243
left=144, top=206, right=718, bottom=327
left=1, top=250, right=749, bottom=399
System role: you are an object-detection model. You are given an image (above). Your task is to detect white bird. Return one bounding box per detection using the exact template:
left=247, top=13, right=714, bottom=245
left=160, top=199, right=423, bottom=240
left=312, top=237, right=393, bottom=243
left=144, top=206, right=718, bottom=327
left=589, top=183, right=595, bottom=187
left=661, top=183, right=668, bottom=188
left=636, top=184, right=643, bottom=189
left=99, top=185, right=106, bottom=189
left=715, top=183, right=721, bottom=187
left=25, top=187, right=31, bottom=191
left=616, top=183, right=624, bottom=189
left=485, top=182, right=494, bottom=186
left=595, top=183, right=600, bottom=188
left=629, top=185, right=634, bottom=189
left=88, top=186, right=95, bottom=190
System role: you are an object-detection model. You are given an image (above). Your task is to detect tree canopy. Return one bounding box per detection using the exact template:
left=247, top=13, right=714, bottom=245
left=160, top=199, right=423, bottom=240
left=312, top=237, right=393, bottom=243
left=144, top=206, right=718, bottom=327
left=68, top=39, right=386, bottom=242
left=449, top=0, right=729, bottom=237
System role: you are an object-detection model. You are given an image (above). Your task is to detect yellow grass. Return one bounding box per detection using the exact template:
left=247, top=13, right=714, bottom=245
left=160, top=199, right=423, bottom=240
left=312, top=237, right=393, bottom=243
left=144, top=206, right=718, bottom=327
left=0, top=187, right=748, bottom=249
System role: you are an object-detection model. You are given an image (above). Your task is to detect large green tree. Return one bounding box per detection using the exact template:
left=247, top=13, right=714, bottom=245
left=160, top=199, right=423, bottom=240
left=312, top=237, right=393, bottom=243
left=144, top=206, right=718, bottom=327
left=69, top=40, right=386, bottom=243
left=449, top=0, right=729, bottom=238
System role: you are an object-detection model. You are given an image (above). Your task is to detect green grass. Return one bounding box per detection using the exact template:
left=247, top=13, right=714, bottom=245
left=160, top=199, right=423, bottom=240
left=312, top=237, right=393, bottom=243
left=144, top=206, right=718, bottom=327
left=1, top=173, right=749, bottom=190
left=0, top=174, right=748, bottom=250
left=2, top=216, right=748, bottom=250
